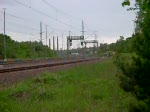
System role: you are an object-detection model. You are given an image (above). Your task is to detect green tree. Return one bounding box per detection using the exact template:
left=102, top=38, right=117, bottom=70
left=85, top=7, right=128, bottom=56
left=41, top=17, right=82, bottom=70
left=116, top=0, right=150, bottom=111
left=0, top=34, right=56, bottom=59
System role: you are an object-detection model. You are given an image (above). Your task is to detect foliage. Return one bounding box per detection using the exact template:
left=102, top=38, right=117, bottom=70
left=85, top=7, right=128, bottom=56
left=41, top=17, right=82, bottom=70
left=115, top=0, right=150, bottom=111
left=98, top=43, right=109, bottom=56
left=0, top=34, right=56, bottom=59
left=110, top=36, right=134, bottom=53
left=122, top=0, right=130, bottom=6
left=98, top=36, right=134, bottom=56
left=0, top=59, right=136, bottom=112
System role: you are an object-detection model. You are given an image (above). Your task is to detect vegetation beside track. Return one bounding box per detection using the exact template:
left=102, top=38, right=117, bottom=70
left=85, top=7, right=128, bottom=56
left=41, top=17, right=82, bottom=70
left=0, top=34, right=56, bottom=60
left=0, top=59, right=136, bottom=112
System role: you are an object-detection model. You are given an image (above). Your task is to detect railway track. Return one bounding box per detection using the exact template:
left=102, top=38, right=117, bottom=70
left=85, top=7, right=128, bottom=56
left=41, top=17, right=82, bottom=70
left=0, top=57, right=101, bottom=84
left=0, top=58, right=97, bottom=73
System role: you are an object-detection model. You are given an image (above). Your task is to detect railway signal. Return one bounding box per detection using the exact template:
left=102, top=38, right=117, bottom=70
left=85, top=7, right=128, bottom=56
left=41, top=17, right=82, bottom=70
left=66, top=21, right=85, bottom=56
left=81, top=41, right=83, bottom=46
left=70, top=42, right=72, bottom=46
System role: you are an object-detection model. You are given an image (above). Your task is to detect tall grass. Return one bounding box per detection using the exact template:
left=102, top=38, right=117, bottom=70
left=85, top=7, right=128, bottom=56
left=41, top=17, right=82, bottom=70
left=0, top=59, right=136, bottom=112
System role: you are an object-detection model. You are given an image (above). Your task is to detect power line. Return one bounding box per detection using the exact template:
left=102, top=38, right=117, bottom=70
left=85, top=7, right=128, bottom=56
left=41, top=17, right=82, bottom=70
left=3, top=11, right=27, bottom=21
left=42, top=0, right=81, bottom=21
left=42, top=0, right=86, bottom=31
left=5, top=20, right=40, bottom=32
left=9, top=0, right=100, bottom=40
left=6, top=1, right=98, bottom=39
left=42, top=0, right=98, bottom=33
left=85, top=31, right=97, bottom=40
left=84, top=23, right=95, bottom=32
left=5, top=29, right=45, bottom=42
left=1, top=10, right=42, bottom=30
left=42, top=0, right=58, bottom=12
left=13, top=0, right=80, bottom=31
left=1, top=10, right=71, bottom=34
left=46, top=24, right=68, bottom=32
left=6, top=28, right=32, bottom=35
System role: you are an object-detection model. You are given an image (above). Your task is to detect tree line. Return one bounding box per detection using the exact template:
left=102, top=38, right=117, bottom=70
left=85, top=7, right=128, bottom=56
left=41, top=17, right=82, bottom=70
left=114, top=0, right=150, bottom=111
left=97, top=0, right=150, bottom=110
left=0, top=34, right=56, bottom=60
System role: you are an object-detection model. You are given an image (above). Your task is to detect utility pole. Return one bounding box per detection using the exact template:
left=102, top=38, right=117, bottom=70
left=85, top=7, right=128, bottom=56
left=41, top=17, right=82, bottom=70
left=69, top=31, right=71, bottom=49
left=81, top=20, right=85, bottom=57
left=53, top=36, right=55, bottom=51
left=40, top=21, right=42, bottom=44
left=95, top=34, right=98, bottom=47
left=94, top=34, right=97, bottom=47
left=62, top=33, right=63, bottom=50
left=69, top=31, right=71, bottom=37
left=57, top=36, right=59, bottom=51
left=45, top=25, right=48, bottom=57
left=3, top=8, right=7, bottom=61
left=46, top=25, right=47, bottom=46
left=81, top=20, right=85, bottom=46
left=95, top=34, right=97, bottom=40
left=67, top=36, right=68, bottom=57
left=48, top=31, right=54, bottom=49
left=67, top=31, right=71, bottom=56
left=34, top=40, right=36, bottom=58
left=81, top=20, right=84, bottom=38
left=49, top=39, right=51, bottom=49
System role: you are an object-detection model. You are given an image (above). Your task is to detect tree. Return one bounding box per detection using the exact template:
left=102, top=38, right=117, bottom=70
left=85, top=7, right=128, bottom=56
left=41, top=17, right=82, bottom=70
left=0, top=34, right=56, bottom=59
left=115, top=0, right=150, bottom=111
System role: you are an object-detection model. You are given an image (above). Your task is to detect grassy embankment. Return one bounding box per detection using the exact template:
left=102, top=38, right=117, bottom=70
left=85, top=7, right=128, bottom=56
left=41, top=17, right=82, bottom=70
left=0, top=59, right=136, bottom=112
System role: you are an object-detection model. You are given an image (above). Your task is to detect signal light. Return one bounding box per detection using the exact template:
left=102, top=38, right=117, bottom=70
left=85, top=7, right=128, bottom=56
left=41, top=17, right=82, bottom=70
left=70, top=42, right=72, bottom=46
left=81, top=42, right=83, bottom=46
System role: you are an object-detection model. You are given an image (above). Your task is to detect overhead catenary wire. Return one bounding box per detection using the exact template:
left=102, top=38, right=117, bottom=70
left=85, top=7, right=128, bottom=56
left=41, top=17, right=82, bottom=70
left=85, top=31, right=98, bottom=40
left=5, top=29, right=46, bottom=42
left=1, top=11, right=27, bottom=21
left=13, top=0, right=80, bottom=31
left=1, top=0, right=101, bottom=50
left=42, top=0, right=98, bottom=34
left=42, top=0, right=96, bottom=33
left=5, top=20, right=40, bottom=32
left=8, top=0, right=99, bottom=38
left=4, top=0, right=101, bottom=35
left=0, top=11, right=41, bottom=31
left=1, top=10, right=71, bottom=36
left=42, top=0, right=81, bottom=22
left=1, top=23, right=66, bottom=44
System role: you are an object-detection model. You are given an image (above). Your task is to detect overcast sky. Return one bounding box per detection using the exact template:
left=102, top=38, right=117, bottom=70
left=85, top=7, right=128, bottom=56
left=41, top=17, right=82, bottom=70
left=0, top=0, right=135, bottom=49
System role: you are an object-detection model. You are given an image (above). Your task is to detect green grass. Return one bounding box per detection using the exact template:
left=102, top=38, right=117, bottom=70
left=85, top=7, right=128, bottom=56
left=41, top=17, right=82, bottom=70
left=0, top=59, right=136, bottom=112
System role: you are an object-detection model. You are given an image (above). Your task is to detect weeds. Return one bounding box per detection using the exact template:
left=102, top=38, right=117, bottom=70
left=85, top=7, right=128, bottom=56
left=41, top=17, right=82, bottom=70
left=0, top=59, right=136, bottom=112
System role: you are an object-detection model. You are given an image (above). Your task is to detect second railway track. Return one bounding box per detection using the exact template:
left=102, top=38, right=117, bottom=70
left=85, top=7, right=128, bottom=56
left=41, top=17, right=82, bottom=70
left=0, top=57, right=99, bottom=73
left=0, top=57, right=105, bottom=85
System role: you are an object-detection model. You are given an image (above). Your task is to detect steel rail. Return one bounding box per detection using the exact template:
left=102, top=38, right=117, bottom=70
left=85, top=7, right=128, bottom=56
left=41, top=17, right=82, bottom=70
left=0, top=58, right=98, bottom=73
